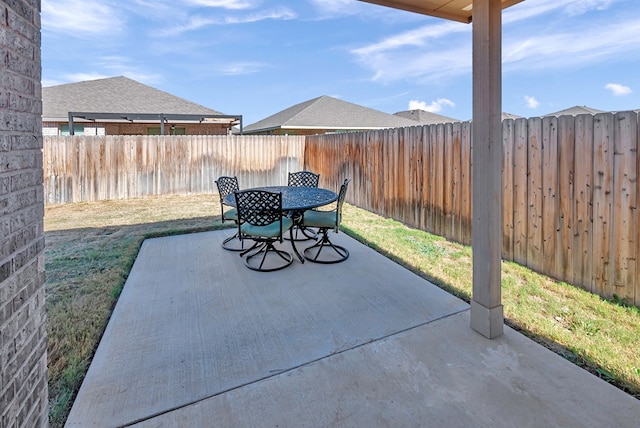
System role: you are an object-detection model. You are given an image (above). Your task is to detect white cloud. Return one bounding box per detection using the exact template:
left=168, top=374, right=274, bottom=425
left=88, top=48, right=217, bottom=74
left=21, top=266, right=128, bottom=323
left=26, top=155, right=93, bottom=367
left=351, top=0, right=634, bottom=85
left=42, top=0, right=124, bottom=36
left=63, top=72, right=111, bottom=82
left=564, top=0, right=615, bottom=16
left=504, top=0, right=617, bottom=24
left=503, top=19, right=640, bottom=72
left=409, top=98, right=455, bottom=113
left=60, top=59, right=163, bottom=86
left=42, top=78, right=65, bottom=88
left=184, top=0, right=257, bottom=9
left=355, top=42, right=472, bottom=83
left=160, top=7, right=295, bottom=35
left=161, top=16, right=218, bottom=35
left=225, top=8, right=297, bottom=24
left=218, top=62, right=269, bottom=75
left=353, top=21, right=468, bottom=57
left=525, top=96, right=540, bottom=108
left=605, top=83, right=632, bottom=96
left=351, top=22, right=471, bottom=83
left=308, top=0, right=362, bottom=17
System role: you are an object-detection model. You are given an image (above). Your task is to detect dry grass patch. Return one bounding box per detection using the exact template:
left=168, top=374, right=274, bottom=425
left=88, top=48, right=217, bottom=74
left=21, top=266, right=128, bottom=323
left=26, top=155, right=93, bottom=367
left=45, top=194, right=227, bottom=426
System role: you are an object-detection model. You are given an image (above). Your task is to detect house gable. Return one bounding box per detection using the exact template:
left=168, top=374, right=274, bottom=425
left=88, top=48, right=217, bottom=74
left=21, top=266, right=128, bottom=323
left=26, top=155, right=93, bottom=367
left=244, top=95, right=417, bottom=135
left=42, top=76, right=240, bottom=135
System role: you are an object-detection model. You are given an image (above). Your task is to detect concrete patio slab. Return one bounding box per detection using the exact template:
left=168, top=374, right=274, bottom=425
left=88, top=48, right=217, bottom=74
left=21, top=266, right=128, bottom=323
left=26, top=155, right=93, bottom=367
left=66, top=230, right=467, bottom=426
left=65, top=230, right=640, bottom=427
left=134, top=311, right=639, bottom=428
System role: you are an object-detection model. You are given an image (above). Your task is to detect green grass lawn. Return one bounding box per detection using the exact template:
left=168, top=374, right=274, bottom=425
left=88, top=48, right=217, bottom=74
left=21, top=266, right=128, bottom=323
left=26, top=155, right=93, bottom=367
left=340, top=204, right=640, bottom=397
left=44, top=195, right=640, bottom=426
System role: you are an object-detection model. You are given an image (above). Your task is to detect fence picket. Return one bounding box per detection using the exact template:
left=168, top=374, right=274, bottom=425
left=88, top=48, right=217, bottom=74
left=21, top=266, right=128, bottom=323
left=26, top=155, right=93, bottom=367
left=558, top=115, right=575, bottom=282
left=443, top=123, right=454, bottom=240
left=636, top=111, right=640, bottom=307
left=542, top=116, right=559, bottom=277
left=450, top=122, right=462, bottom=242
left=593, top=113, right=615, bottom=299
left=513, top=118, right=529, bottom=266
left=502, top=119, right=515, bottom=260
left=527, top=117, right=544, bottom=273
left=573, top=114, right=594, bottom=292
left=460, top=121, right=472, bottom=245
left=613, top=112, right=638, bottom=303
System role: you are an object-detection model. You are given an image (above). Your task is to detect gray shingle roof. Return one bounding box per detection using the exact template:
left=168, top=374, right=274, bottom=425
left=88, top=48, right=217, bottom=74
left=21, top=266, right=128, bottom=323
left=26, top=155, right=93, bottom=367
left=501, top=112, right=523, bottom=120
left=545, top=105, right=604, bottom=117
left=243, top=95, right=417, bottom=134
left=394, top=109, right=461, bottom=124
left=42, top=76, right=224, bottom=120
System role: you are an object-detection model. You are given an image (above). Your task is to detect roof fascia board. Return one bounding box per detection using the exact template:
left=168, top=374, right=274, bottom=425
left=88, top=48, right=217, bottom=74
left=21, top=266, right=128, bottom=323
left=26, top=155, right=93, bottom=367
left=66, top=112, right=243, bottom=135
left=358, top=0, right=525, bottom=23
left=69, top=111, right=241, bottom=123
left=284, top=126, right=404, bottom=130
left=358, top=0, right=473, bottom=23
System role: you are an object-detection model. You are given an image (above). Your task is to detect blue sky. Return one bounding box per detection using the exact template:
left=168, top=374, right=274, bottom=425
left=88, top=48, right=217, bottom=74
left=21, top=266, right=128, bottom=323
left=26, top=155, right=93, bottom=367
left=41, top=0, right=640, bottom=125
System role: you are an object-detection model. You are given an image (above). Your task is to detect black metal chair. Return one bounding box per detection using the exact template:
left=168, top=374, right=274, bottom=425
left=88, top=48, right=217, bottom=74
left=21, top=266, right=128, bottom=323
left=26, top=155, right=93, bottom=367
left=235, top=190, right=294, bottom=272
left=288, top=170, right=320, bottom=188
left=301, top=178, right=351, bottom=264
left=287, top=170, right=320, bottom=241
left=215, top=176, right=243, bottom=251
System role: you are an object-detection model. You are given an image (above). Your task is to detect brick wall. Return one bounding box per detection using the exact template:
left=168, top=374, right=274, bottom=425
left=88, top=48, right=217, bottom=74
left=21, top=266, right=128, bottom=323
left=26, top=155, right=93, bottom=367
left=0, top=1, right=48, bottom=427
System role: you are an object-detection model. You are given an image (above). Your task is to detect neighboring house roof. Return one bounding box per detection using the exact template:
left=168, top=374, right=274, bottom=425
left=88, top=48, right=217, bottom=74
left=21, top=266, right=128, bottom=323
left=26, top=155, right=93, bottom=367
left=42, top=76, right=226, bottom=121
left=502, top=112, right=523, bottom=120
left=394, top=109, right=461, bottom=124
left=545, top=105, right=604, bottom=117
left=243, top=95, right=417, bottom=134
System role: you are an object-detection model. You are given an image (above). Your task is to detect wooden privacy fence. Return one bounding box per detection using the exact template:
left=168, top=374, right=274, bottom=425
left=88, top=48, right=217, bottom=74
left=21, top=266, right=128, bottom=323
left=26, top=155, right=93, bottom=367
left=306, top=111, right=639, bottom=306
left=43, top=134, right=306, bottom=204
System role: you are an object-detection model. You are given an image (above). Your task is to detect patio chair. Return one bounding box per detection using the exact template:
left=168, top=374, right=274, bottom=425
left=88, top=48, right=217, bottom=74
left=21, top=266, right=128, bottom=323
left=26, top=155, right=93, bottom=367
left=287, top=170, right=320, bottom=241
left=235, top=189, right=294, bottom=272
left=301, top=178, right=351, bottom=264
left=215, top=176, right=244, bottom=251
left=288, top=170, right=320, bottom=188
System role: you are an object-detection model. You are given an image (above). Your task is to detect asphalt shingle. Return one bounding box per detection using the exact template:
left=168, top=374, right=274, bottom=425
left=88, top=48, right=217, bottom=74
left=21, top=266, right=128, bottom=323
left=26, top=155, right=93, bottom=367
left=243, top=95, right=418, bottom=134
left=42, top=76, right=223, bottom=120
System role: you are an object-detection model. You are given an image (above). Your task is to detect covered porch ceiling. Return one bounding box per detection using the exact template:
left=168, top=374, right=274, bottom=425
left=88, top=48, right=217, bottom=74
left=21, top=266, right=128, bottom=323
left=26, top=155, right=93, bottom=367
left=359, top=0, right=524, bottom=23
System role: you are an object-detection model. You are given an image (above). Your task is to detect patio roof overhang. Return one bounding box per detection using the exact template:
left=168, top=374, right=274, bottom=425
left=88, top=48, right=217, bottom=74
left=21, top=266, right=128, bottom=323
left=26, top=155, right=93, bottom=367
left=358, top=0, right=526, bottom=339
left=67, top=112, right=243, bottom=135
left=358, top=0, right=523, bottom=23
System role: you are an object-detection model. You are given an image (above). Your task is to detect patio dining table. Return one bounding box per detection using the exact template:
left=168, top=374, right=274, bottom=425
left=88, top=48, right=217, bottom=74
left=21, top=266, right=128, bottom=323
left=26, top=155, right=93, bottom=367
left=224, top=185, right=338, bottom=262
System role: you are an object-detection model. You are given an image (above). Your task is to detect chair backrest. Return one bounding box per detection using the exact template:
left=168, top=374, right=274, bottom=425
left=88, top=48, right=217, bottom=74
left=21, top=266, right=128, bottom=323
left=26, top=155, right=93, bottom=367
left=234, top=190, right=283, bottom=228
left=334, top=178, right=351, bottom=229
left=288, top=171, right=320, bottom=188
left=215, top=176, right=239, bottom=223
left=215, top=176, right=239, bottom=203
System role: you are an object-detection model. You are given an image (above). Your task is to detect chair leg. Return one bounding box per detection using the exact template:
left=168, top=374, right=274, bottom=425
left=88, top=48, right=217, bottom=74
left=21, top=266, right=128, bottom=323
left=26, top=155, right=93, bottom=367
left=302, top=229, right=349, bottom=264
left=239, top=241, right=264, bottom=258
left=284, top=212, right=317, bottom=242
left=243, top=241, right=293, bottom=272
left=221, top=231, right=246, bottom=251
left=285, top=225, right=318, bottom=241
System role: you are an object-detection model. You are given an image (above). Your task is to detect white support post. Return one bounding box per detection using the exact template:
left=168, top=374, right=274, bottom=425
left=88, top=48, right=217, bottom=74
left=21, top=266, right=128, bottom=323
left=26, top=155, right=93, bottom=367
left=471, top=0, right=504, bottom=338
